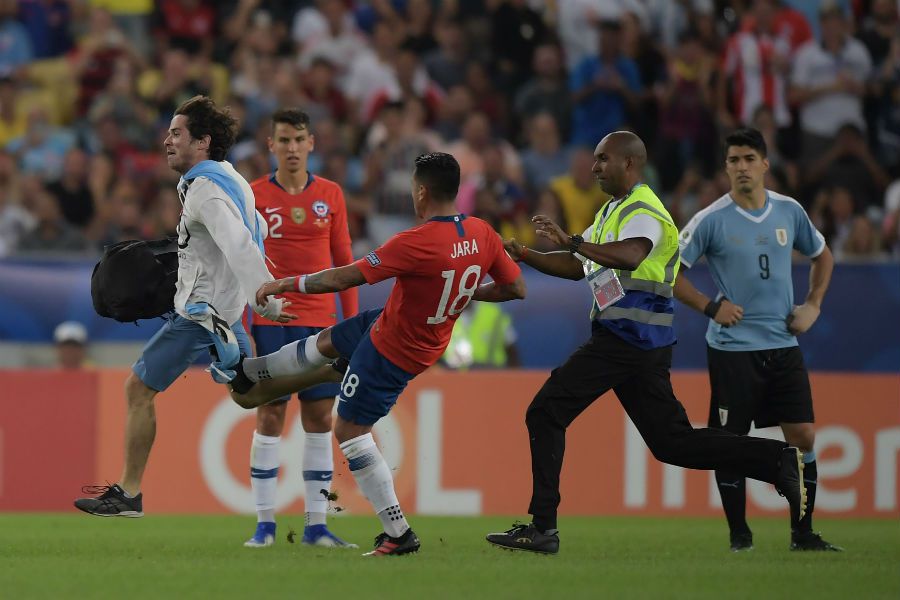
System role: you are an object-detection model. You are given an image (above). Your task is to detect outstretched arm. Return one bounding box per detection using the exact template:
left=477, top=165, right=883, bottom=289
left=256, top=264, right=367, bottom=306
left=473, top=274, right=526, bottom=302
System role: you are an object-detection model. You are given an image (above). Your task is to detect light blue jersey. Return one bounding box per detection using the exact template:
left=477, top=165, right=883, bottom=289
left=679, top=191, right=826, bottom=351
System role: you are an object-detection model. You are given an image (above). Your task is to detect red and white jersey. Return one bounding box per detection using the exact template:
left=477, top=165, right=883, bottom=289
left=355, top=214, right=521, bottom=374
left=722, top=30, right=792, bottom=127
left=252, top=173, right=358, bottom=327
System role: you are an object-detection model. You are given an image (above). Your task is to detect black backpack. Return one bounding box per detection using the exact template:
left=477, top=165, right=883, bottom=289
left=91, top=238, right=179, bottom=322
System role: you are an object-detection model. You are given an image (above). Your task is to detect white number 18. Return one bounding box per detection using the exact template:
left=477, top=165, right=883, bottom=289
left=427, top=265, right=481, bottom=324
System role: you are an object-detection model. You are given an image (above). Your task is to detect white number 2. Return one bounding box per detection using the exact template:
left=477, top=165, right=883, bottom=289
left=427, top=265, right=481, bottom=324
left=268, top=214, right=283, bottom=238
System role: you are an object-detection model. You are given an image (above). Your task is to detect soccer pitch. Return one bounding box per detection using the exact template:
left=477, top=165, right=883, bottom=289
left=0, top=515, right=896, bottom=599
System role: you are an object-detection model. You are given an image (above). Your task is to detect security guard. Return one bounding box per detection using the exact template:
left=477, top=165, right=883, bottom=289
left=442, top=302, right=520, bottom=369
left=485, top=131, right=807, bottom=555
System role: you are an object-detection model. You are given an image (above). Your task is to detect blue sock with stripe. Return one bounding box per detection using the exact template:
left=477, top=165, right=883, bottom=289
left=250, top=431, right=280, bottom=523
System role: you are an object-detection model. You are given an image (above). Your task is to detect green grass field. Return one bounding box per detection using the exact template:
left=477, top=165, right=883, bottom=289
left=0, top=515, right=897, bottom=599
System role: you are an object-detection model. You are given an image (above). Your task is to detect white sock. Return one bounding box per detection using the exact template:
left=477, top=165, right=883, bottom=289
left=340, top=433, right=409, bottom=538
left=250, top=431, right=280, bottom=523
left=302, top=430, right=333, bottom=527
left=243, top=334, right=327, bottom=382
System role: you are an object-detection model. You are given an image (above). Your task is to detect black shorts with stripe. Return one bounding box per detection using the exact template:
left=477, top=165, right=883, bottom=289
left=706, top=345, right=814, bottom=432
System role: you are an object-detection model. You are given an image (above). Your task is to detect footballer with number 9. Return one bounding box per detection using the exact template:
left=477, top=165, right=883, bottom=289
left=226, top=152, right=526, bottom=556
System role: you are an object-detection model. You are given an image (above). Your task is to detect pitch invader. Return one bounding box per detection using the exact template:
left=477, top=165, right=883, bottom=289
left=230, top=152, right=526, bottom=556
left=243, top=109, right=359, bottom=549
left=675, top=128, right=841, bottom=552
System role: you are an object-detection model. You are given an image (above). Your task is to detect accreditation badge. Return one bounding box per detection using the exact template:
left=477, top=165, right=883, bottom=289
left=586, top=267, right=625, bottom=312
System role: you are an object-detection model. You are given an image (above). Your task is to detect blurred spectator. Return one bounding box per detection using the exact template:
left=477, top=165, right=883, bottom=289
left=857, top=0, right=897, bottom=68
left=73, top=7, right=143, bottom=117
left=46, top=149, right=96, bottom=230
left=656, top=30, right=717, bottom=191
left=293, top=0, right=368, bottom=86
left=18, top=0, right=74, bottom=59
left=464, top=60, right=507, bottom=130
left=548, top=147, right=610, bottom=236
left=785, top=0, right=851, bottom=41
left=717, top=0, right=792, bottom=129
left=95, top=179, right=150, bottom=247
left=153, top=0, right=216, bottom=59
left=0, top=75, right=25, bottom=146
left=870, top=33, right=900, bottom=170
left=445, top=111, right=523, bottom=186
left=621, top=9, right=667, bottom=148
left=302, top=57, right=349, bottom=123
left=344, top=20, right=399, bottom=122
left=6, top=106, right=75, bottom=181
left=441, top=301, right=520, bottom=369
left=53, top=321, right=89, bottom=369
left=490, top=0, right=549, bottom=93
left=513, top=42, right=571, bottom=141
left=403, top=95, right=444, bottom=152
left=836, top=215, right=890, bottom=262
left=88, top=57, right=156, bottom=151
left=402, top=0, right=438, bottom=55
left=569, top=19, right=641, bottom=148
left=804, top=124, right=890, bottom=210
left=367, top=42, right=444, bottom=125
left=219, top=0, right=293, bottom=60
left=460, top=143, right=529, bottom=237
left=147, top=186, right=181, bottom=238
left=362, top=101, right=429, bottom=246
left=141, top=47, right=213, bottom=121
left=739, top=0, right=813, bottom=54
left=0, top=0, right=34, bottom=76
left=520, top=113, right=570, bottom=194
left=0, top=149, right=34, bottom=256
left=16, top=181, right=89, bottom=253
left=810, top=185, right=856, bottom=251
left=790, top=3, right=872, bottom=159
left=556, top=0, right=637, bottom=71
left=423, top=19, right=470, bottom=91
left=644, top=0, right=714, bottom=51
left=93, top=0, right=154, bottom=59
left=433, top=84, right=474, bottom=142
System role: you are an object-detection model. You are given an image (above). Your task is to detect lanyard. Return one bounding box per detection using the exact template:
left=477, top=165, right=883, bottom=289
left=598, top=182, right=643, bottom=232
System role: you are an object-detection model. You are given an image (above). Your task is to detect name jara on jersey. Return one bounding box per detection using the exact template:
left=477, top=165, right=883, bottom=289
left=451, top=239, right=479, bottom=258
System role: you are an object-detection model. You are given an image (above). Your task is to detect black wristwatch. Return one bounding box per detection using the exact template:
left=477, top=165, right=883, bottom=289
left=568, top=234, right=584, bottom=254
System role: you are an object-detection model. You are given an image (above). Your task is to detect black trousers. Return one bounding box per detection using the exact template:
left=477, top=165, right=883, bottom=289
left=527, top=325, right=786, bottom=529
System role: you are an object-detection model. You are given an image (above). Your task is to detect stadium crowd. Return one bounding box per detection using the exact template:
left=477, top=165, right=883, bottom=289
left=0, top=0, right=898, bottom=262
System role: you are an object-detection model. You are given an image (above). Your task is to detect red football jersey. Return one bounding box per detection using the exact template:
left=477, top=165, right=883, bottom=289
left=355, top=214, right=521, bottom=374
left=253, top=173, right=358, bottom=327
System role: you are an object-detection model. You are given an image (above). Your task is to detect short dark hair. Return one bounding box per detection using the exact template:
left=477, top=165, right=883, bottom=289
left=724, top=127, right=767, bottom=158
left=174, top=95, right=238, bottom=161
left=270, top=108, right=311, bottom=133
left=414, top=152, right=460, bottom=201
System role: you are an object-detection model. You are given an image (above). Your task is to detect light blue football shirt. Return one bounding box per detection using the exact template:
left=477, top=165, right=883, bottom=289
left=679, top=191, right=826, bottom=351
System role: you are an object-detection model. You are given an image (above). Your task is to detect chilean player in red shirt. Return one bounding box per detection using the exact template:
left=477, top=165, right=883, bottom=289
left=230, top=152, right=526, bottom=556
left=244, top=109, right=359, bottom=549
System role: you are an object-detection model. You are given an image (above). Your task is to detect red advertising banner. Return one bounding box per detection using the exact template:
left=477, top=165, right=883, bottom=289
left=1, top=369, right=898, bottom=517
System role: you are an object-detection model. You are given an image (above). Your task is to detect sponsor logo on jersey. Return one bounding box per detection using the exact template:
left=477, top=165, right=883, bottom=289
left=365, top=251, right=381, bottom=266
left=291, top=207, right=306, bottom=224
left=776, top=228, right=788, bottom=246
left=312, top=200, right=329, bottom=218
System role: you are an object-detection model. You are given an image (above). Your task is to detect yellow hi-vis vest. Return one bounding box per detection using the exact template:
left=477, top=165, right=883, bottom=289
left=443, top=302, right=512, bottom=369
left=587, top=184, right=680, bottom=327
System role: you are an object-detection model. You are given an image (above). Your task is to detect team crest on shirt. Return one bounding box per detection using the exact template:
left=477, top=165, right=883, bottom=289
left=312, top=200, right=329, bottom=218
left=291, top=207, right=306, bottom=224
left=775, top=228, right=788, bottom=246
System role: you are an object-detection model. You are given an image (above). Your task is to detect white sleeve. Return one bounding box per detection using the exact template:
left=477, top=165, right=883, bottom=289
left=619, top=213, right=663, bottom=250
left=195, top=196, right=282, bottom=319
